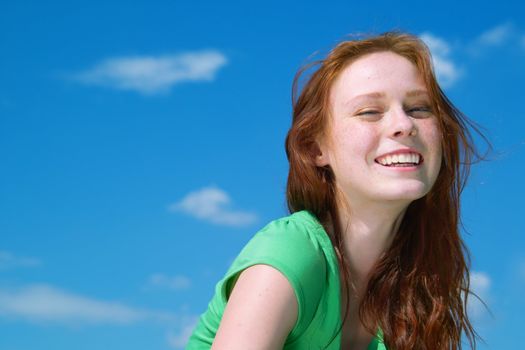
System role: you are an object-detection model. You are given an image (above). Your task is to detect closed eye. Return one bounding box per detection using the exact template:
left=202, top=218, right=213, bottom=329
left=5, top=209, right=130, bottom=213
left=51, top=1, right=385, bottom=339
left=355, top=110, right=383, bottom=121
left=357, top=110, right=380, bottom=116
left=407, top=106, right=433, bottom=117
left=356, top=106, right=433, bottom=118
left=409, top=106, right=432, bottom=112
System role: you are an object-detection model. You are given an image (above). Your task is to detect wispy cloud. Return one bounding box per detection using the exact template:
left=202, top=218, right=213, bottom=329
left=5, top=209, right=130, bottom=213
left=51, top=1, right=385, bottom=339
left=0, top=284, right=176, bottom=325
left=419, top=23, right=524, bottom=87
left=148, top=273, right=191, bottom=291
left=167, top=315, right=199, bottom=349
left=0, top=251, right=41, bottom=270
left=467, top=22, right=523, bottom=56
left=419, top=32, right=462, bottom=88
left=476, top=22, right=514, bottom=47
left=72, top=51, right=227, bottom=95
left=169, top=186, right=258, bottom=227
left=467, top=271, right=492, bottom=320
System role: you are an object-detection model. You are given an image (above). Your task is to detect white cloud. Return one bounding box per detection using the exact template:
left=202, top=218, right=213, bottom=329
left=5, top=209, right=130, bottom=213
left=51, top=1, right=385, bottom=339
left=73, top=51, right=227, bottom=95
left=420, top=33, right=451, bottom=57
left=467, top=271, right=491, bottom=320
left=466, top=22, right=522, bottom=57
left=429, top=56, right=461, bottom=88
left=169, top=186, right=258, bottom=227
left=0, top=284, right=176, bottom=325
left=149, top=273, right=191, bottom=291
left=476, top=22, right=514, bottom=47
left=167, top=316, right=199, bottom=349
left=419, top=32, right=462, bottom=88
left=0, top=251, right=40, bottom=270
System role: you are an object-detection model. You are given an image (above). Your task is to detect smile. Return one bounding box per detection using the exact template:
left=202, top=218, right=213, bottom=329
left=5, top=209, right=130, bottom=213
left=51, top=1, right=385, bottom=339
left=374, top=152, right=424, bottom=172
left=375, top=152, right=423, bottom=167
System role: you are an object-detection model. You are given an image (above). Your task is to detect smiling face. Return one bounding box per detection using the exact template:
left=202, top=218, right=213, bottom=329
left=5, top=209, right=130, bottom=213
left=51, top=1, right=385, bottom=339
left=315, top=51, right=443, bottom=208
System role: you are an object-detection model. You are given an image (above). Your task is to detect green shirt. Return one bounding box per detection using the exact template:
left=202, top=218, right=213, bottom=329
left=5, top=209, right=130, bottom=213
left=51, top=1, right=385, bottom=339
left=187, top=210, right=386, bottom=349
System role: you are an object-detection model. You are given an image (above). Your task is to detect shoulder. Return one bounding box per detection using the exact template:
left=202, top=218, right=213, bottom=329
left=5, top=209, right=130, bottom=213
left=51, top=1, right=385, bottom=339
left=222, top=211, right=330, bottom=338
left=187, top=211, right=335, bottom=348
left=239, top=210, right=328, bottom=263
left=211, top=264, right=298, bottom=349
left=230, top=210, right=328, bottom=290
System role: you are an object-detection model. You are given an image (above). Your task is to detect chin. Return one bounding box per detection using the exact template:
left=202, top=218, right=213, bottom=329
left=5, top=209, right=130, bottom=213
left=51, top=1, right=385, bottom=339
left=380, top=185, right=431, bottom=202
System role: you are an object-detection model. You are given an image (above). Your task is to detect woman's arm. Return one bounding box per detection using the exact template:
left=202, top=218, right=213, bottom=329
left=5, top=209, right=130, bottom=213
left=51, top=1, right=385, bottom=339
left=211, top=264, right=299, bottom=350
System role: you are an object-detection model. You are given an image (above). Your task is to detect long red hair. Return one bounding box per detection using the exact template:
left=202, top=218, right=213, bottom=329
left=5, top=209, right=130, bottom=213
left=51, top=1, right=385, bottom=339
left=285, top=31, right=490, bottom=349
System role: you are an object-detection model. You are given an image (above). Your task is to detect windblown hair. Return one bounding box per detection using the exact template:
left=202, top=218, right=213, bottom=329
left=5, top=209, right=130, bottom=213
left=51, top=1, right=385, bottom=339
left=285, top=31, right=490, bottom=349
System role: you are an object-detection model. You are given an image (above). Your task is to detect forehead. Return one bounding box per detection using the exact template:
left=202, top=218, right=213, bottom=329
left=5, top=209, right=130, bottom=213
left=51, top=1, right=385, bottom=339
left=330, top=51, right=428, bottom=105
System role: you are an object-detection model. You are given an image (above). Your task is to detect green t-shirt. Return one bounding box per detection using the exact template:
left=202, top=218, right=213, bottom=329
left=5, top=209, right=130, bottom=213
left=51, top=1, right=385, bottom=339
left=186, top=210, right=386, bottom=349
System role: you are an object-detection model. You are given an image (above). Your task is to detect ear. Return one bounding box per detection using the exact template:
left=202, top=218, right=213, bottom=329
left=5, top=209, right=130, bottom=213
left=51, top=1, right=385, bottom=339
left=313, top=139, right=330, bottom=167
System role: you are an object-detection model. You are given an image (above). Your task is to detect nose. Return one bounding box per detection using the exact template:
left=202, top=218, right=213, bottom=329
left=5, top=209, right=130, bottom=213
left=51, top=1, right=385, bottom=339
left=388, top=106, right=416, bottom=138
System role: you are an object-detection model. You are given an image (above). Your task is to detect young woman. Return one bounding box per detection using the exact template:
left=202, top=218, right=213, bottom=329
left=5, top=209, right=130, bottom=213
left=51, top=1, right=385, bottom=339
left=187, top=31, right=486, bottom=350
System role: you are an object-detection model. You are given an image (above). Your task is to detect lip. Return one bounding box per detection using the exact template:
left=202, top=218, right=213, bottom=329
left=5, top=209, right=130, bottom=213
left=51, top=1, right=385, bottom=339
left=374, top=148, right=424, bottom=164
left=375, top=162, right=422, bottom=171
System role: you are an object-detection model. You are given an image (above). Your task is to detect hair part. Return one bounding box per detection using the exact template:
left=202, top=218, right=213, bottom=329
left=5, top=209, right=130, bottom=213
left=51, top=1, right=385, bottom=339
left=285, top=30, right=491, bottom=349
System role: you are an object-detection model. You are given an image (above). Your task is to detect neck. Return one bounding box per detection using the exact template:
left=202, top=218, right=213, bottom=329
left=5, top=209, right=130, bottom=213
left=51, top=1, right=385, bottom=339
left=334, top=197, right=409, bottom=297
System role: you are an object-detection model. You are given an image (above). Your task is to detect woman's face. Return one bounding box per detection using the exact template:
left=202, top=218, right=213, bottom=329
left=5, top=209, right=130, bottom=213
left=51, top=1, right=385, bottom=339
left=316, top=51, right=443, bottom=208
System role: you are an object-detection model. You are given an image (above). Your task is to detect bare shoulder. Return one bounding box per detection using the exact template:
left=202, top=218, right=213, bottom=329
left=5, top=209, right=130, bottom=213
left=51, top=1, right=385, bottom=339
left=211, top=264, right=299, bottom=350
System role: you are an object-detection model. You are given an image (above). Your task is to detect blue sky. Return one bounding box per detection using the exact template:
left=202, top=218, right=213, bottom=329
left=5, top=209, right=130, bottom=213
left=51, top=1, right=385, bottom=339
left=1, top=0, right=524, bottom=349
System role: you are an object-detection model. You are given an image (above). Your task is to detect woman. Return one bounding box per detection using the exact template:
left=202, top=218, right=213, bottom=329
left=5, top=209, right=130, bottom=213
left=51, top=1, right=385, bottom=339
left=187, top=31, right=486, bottom=350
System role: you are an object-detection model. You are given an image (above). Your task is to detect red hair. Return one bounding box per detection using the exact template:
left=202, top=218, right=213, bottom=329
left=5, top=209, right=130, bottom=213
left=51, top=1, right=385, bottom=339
left=285, top=31, right=490, bottom=349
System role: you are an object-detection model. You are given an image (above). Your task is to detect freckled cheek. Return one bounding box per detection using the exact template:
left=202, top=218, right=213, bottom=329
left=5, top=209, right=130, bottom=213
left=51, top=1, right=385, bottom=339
left=331, top=127, right=376, bottom=161
left=425, top=129, right=441, bottom=145
left=420, top=122, right=443, bottom=160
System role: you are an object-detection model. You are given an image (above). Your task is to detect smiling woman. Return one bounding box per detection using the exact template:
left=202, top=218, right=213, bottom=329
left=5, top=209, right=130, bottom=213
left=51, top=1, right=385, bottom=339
left=315, top=51, right=443, bottom=208
left=186, top=31, right=489, bottom=350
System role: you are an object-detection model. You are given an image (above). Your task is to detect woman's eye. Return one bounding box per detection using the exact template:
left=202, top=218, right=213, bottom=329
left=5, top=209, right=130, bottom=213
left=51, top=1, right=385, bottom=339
left=355, top=106, right=433, bottom=118
left=407, top=106, right=433, bottom=116
left=357, top=110, right=380, bottom=116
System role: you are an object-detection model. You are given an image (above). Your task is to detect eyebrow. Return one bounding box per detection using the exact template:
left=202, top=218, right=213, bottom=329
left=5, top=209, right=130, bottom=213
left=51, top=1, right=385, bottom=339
left=345, top=89, right=430, bottom=106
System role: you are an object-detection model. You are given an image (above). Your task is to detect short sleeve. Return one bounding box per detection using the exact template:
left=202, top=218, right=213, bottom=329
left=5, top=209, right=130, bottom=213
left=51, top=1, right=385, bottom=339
left=217, top=215, right=327, bottom=342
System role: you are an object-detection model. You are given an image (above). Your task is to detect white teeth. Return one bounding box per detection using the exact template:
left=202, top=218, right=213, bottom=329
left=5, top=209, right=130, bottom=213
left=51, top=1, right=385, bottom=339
left=376, top=153, right=420, bottom=165
left=398, top=154, right=410, bottom=163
